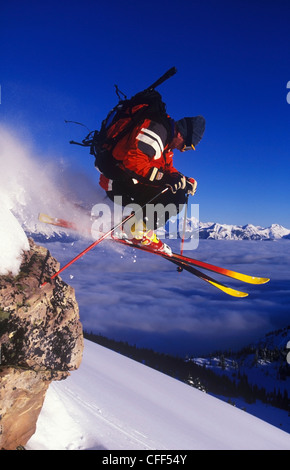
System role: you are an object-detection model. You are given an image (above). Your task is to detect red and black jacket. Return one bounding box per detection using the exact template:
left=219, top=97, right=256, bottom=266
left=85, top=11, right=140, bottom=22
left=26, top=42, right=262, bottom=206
left=99, top=118, right=178, bottom=191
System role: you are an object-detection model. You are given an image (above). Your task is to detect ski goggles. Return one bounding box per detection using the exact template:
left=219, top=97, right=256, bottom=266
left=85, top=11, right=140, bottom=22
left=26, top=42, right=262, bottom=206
left=181, top=143, right=195, bottom=152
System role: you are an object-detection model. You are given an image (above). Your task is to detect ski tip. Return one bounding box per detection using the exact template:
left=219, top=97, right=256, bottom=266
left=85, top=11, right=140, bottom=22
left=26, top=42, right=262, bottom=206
left=225, top=288, right=248, bottom=298
left=258, top=277, right=270, bottom=284
left=209, top=280, right=249, bottom=298
left=226, top=289, right=248, bottom=298
left=247, top=276, right=270, bottom=285
left=236, top=291, right=249, bottom=298
left=38, top=213, right=51, bottom=224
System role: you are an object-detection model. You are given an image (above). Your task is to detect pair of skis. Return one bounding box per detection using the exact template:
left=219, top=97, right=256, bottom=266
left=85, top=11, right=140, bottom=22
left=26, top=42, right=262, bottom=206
left=38, top=213, right=270, bottom=297
left=110, top=237, right=269, bottom=298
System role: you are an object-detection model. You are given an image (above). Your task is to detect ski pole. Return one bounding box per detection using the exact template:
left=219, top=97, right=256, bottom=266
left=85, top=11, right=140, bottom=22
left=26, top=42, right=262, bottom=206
left=180, top=194, right=189, bottom=256
left=40, top=187, right=169, bottom=287
left=177, top=193, right=189, bottom=273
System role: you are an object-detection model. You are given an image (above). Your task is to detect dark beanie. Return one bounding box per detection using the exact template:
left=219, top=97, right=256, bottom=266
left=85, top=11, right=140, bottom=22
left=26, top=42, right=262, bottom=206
left=176, top=116, right=206, bottom=147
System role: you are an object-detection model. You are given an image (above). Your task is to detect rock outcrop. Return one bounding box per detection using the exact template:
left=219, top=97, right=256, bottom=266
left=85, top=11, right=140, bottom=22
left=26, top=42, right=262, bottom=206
left=0, top=238, right=84, bottom=450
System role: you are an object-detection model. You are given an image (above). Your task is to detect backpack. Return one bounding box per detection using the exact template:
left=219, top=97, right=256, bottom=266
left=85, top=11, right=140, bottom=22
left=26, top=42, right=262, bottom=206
left=69, top=67, right=177, bottom=179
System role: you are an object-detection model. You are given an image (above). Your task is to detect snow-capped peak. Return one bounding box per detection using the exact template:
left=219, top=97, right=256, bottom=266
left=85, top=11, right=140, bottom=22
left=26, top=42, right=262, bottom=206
left=197, top=220, right=290, bottom=240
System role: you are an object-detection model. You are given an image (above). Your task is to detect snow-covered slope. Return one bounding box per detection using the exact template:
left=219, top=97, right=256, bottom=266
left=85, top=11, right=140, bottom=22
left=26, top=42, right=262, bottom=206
left=26, top=339, right=290, bottom=450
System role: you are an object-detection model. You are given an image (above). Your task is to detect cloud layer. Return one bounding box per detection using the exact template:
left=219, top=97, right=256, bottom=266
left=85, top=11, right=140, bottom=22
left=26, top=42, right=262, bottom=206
left=45, top=237, right=290, bottom=357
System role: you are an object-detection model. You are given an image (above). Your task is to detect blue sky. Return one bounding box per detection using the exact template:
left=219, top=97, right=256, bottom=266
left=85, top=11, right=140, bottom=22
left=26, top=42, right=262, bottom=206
left=1, top=0, right=290, bottom=227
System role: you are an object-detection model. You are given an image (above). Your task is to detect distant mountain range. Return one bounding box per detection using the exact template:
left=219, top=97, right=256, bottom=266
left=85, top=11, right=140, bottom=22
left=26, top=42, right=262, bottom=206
left=198, top=222, right=290, bottom=240
left=29, top=214, right=290, bottom=243
left=180, top=220, right=290, bottom=241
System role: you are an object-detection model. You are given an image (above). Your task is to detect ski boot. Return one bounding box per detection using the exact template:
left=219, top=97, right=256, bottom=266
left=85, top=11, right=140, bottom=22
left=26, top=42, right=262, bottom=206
left=115, top=216, right=172, bottom=255
left=134, top=228, right=172, bottom=256
left=127, top=219, right=172, bottom=255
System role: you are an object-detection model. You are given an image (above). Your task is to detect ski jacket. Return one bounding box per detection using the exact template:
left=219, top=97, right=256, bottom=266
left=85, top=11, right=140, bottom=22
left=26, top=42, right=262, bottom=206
left=99, top=118, right=178, bottom=191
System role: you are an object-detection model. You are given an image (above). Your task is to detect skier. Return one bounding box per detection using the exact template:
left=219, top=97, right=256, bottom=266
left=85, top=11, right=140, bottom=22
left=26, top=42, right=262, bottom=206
left=98, top=114, right=206, bottom=255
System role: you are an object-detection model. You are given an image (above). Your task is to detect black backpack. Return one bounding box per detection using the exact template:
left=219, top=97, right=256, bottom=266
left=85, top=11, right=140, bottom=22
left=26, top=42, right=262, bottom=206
left=69, top=67, right=177, bottom=179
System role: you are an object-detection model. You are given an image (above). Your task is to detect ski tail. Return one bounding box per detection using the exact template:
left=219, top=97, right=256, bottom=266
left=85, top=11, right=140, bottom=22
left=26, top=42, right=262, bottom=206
left=38, top=213, right=79, bottom=230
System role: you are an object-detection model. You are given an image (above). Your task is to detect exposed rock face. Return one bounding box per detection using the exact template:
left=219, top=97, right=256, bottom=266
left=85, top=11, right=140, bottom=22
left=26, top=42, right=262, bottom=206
left=0, top=238, right=84, bottom=450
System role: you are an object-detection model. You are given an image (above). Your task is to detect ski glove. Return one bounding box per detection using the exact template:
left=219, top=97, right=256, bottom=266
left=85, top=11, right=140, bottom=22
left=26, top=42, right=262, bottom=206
left=186, top=177, right=197, bottom=196
left=164, top=172, right=187, bottom=194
